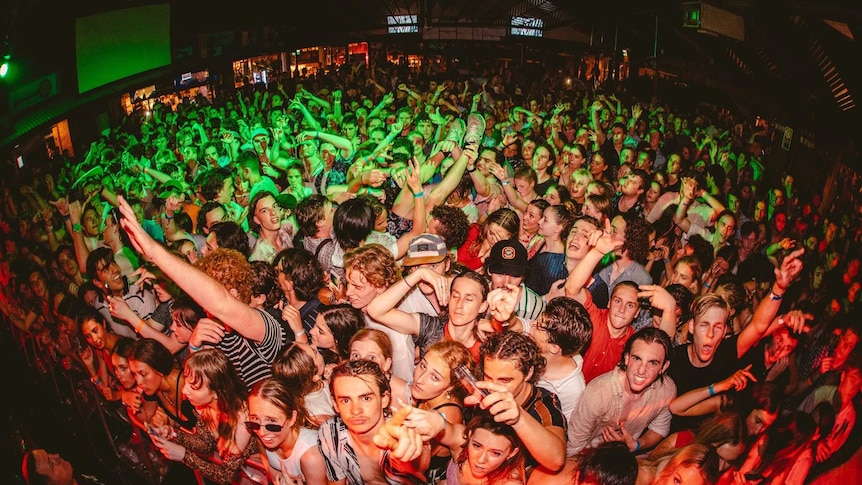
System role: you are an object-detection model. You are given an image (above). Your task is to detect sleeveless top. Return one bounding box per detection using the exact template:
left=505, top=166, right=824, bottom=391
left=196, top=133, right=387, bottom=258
left=264, top=427, right=318, bottom=482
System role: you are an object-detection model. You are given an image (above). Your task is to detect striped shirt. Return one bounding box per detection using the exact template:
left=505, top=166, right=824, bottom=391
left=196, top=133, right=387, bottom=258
left=516, top=283, right=546, bottom=321
left=216, top=308, right=286, bottom=389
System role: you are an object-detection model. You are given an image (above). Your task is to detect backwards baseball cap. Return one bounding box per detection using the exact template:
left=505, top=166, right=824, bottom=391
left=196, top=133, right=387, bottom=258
left=486, top=240, right=528, bottom=277
left=403, top=234, right=448, bottom=267
left=251, top=127, right=269, bottom=139
left=275, top=193, right=298, bottom=212
left=157, top=180, right=186, bottom=200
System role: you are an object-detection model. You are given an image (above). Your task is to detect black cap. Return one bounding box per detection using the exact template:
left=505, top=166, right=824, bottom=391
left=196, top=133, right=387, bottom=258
left=486, top=240, right=528, bottom=277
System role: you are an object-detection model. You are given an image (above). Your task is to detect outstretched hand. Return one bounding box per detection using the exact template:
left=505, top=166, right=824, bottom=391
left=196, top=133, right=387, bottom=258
left=117, top=196, right=160, bottom=262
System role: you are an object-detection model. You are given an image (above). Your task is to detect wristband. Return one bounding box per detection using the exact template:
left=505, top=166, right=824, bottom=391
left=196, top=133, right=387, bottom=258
left=91, top=376, right=103, bottom=386
left=163, top=212, right=173, bottom=220
left=634, top=440, right=641, bottom=452
left=404, top=278, right=415, bottom=289
left=413, top=191, right=424, bottom=198
left=703, top=282, right=711, bottom=289
left=467, top=165, right=477, bottom=173
left=72, top=223, right=83, bottom=233
left=294, top=329, right=307, bottom=338
left=135, top=319, right=146, bottom=333
left=769, top=290, right=783, bottom=301
left=708, top=383, right=716, bottom=397
left=501, top=180, right=511, bottom=186
left=63, top=214, right=71, bottom=222
left=188, top=343, right=203, bottom=352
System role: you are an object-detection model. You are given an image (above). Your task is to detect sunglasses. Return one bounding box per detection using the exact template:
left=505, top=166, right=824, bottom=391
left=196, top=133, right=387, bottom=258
left=244, top=419, right=288, bottom=433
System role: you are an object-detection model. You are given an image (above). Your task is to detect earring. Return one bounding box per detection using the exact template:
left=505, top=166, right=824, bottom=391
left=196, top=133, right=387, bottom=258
left=446, top=390, right=451, bottom=400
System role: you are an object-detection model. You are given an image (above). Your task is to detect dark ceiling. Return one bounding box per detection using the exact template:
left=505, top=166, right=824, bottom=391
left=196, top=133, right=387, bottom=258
left=2, top=1, right=862, bottom=151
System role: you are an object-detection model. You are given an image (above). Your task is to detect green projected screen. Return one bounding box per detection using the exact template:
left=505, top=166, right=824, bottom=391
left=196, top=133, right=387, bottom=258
left=76, top=4, right=171, bottom=94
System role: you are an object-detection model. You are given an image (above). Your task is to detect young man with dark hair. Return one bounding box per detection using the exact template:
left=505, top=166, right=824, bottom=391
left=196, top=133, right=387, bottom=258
left=471, top=331, right=567, bottom=473
left=319, top=359, right=430, bottom=485
left=568, top=327, right=676, bottom=455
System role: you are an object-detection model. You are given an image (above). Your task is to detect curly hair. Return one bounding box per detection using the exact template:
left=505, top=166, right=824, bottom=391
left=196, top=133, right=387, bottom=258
left=621, top=212, right=651, bottom=264
left=479, top=331, right=545, bottom=384
left=199, top=168, right=233, bottom=201
left=249, top=261, right=283, bottom=308
left=343, top=243, right=400, bottom=289
left=196, top=248, right=253, bottom=305
left=429, top=205, right=470, bottom=249
left=543, top=297, right=593, bottom=357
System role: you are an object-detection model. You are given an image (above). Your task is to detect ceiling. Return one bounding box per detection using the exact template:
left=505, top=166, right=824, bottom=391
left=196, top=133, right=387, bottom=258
left=2, top=1, right=861, bottom=152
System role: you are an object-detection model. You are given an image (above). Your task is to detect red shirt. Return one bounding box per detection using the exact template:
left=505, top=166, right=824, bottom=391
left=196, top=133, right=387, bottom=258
left=581, top=290, right=634, bottom=383
left=457, top=224, right=484, bottom=271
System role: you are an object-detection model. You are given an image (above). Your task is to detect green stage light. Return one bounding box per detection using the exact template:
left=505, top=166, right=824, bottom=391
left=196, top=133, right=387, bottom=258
left=0, top=60, right=8, bottom=78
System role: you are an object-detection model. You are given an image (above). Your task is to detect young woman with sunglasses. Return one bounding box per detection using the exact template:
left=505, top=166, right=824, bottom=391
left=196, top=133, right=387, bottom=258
left=148, top=348, right=256, bottom=485
left=247, top=376, right=327, bottom=485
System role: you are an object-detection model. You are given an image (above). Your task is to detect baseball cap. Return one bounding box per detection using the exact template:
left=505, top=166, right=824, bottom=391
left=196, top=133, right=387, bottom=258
left=251, top=127, right=269, bottom=139
left=403, top=234, right=448, bottom=267
left=275, top=193, right=298, bottom=211
left=486, top=240, right=528, bottom=277
left=157, top=180, right=186, bottom=200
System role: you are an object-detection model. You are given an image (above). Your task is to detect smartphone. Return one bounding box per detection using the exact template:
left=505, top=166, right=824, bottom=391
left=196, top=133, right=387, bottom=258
left=454, top=365, right=488, bottom=397
left=145, top=422, right=161, bottom=437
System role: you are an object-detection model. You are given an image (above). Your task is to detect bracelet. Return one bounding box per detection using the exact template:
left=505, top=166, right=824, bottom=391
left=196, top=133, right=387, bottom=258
left=634, top=440, right=641, bottom=452
left=163, top=213, right=173, bottom=220
left=91, top=376, right=103, bottom=386
left=294, top=329, right=307, bottom=338
left=188, top=343, right=203, bottom=352
left=72, top=223, right=83, bottom=233
left=134, top=319, right=146, bottom=333
left=501, top=180, right=511, bottom=186
left=63, top=214, right=71, bottom=222
left=769, top=290, right=784, bottom=301
left=437, top=410, right=447, bottom=427
left=703, top=282, right=711, bottom=289
left=413, top=191, right=424, bottom=198
left=404, top=278, right=415, bottom=289
left=708, top=383, right=716, bottom=397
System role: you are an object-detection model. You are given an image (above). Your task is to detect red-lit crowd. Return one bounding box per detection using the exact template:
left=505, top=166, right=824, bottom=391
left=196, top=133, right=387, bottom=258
left=5, top=59, right=862, bottom=485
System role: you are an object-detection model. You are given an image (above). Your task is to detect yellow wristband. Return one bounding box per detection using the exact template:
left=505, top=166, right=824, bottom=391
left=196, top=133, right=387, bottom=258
left=135, top=319, right=146, bottom=333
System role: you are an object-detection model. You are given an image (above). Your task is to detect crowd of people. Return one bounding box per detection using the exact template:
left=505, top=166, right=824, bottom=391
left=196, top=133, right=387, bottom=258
left=4, top=57, right=862, bottom=485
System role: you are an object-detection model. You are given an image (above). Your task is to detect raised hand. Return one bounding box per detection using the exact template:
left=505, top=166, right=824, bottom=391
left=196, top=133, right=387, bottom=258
left=487, top=285, right=518, bottom=323
left=774, top=247, right=805, bottom=290
left=715, top=364, right=757, bottom=393
left=588, top=219, right=623, bottom=255
left=117, top=196, right=161, bottom=261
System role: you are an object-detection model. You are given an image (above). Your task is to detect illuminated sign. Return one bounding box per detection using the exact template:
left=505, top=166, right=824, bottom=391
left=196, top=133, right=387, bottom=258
left=511, top=16, right=543, bottom=37
left=387, top=15, right=419, bottom=34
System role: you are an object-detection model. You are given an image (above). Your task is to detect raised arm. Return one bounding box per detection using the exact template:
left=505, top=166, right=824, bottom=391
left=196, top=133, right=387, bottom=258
left=670, top=365, right=756, bottom=417
left=564, top=220, right=621, bottom=303
left=117, top=196, right=268, bottom=343
left=672, top=177, right=697, bottom=234
left=365, top=268, right=448, bottom=335
left=736, top=248, right=805, bottom=358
